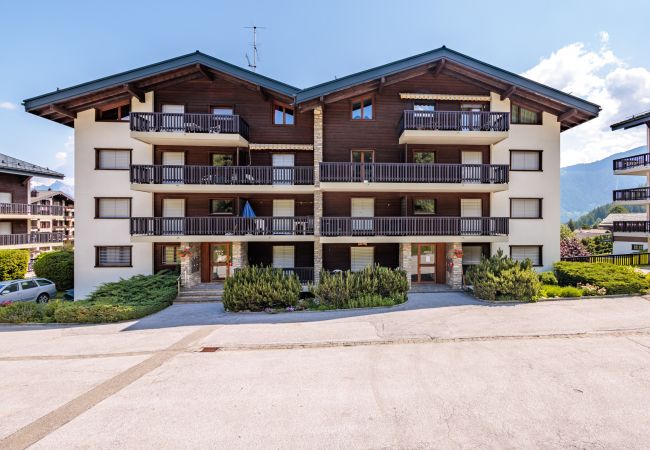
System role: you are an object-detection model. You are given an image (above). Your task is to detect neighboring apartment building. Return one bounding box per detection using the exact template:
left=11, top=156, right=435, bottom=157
left=0, top=153, right=66, bottom=259
left=611, top=111, right=650, bottom=253
left=599, top=213, right=646, bottom=253
left=23, top=47, right=599, bottom=298
left=30, top=189, right=75, bottom=246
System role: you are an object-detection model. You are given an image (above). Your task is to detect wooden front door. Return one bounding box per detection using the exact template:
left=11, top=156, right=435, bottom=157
left=200, top=243, right=231, bottom=282
left=411, top=243, right=446, bottom=284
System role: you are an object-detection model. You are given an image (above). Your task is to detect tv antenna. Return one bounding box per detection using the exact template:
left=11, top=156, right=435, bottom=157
left=244, top=25, right=265, bottom=72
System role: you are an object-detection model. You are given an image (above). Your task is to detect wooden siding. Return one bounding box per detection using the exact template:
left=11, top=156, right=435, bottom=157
left=153, top=146, right=313, bottom=167
left=153, top=193, right=314, bottom=217
left=247, top=242, right=314, bottom=267
left=0, top=174, right=30, bottom=204
left=322, top=243, right=399, bottom=271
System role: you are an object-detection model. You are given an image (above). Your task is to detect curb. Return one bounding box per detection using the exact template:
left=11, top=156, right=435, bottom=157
left=472, top=293, right=643, bottom=305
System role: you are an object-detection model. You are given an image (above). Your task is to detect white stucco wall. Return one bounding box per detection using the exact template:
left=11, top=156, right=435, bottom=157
left=613, top=241, right=647, bottom=254
left=489, top=93, right=561, bottom=271
left=74, top=93, right=154, bottom=298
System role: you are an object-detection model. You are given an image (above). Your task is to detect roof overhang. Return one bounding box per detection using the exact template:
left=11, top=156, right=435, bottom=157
left=611, top=111, right=650, bottom=130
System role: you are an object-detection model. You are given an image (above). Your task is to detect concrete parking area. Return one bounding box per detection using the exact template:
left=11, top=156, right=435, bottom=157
left=1, top=293, right=650, bottom=449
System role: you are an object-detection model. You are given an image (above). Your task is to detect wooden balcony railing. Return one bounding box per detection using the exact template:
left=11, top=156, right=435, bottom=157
left=0, top=232, right=65, bottom=246
left=613, top=187, right=650, bottom=202
left=613, top=220, right=650, bottom=233
left=320, top=217, right=509, bottom=237
left=319, top=163, right=509, bottom=183
left=613, top=153, right=650, bottom=171
left=130, top=216, right=314, bottom=236
left=400, top=110, right=510, bottom=132
left=130, top=112, right=250, bottom=140
left=0, top=203, right=65, bottom=216
left=131, top=165, right=314, bottom=185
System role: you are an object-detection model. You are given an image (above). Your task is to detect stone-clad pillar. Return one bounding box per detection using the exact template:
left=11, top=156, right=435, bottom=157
left=399, top=242, right=413, bottom=287
left=231, top=242, right=248, bottom=271
left=179, top=242, right=200, bottom=288
left=313, top=105, right=324, bottom=284
left=313, top=105, right=323, bottom=187
left=445, top=242, right=463, bottom=289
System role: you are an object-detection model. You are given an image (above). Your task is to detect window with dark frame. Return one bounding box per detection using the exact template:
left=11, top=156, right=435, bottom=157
left=510, top=198, right=542, bottom=219
left=96, top=246, right=132, bottom=267
left=96, top=102, right=131, bottom=122
left=212, top=106, right=234, bottom=116
left=273, top=102, right=295, bottom=125
left=414, top=199, right=436, bottom=215
left=351, top=96, right=373, bottom=120
left=510, top=246, right=542, bottom=266
left=96, top=149, right=131, bottom=170
left=413, top=151, right=435, bottom=164
left=211, top=154, right=234, bottom=166
left=511, top=104, right=541, bottom=125
left=510, top=150, right=542, bottom=171
left=96, top=198, right=131, bottom=219
left=162, top=245, right=181, bottom=265
left=210, top=199, right=234, bottom=215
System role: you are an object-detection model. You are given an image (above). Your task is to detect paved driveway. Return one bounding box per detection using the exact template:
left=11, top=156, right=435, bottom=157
left=1, top=293, right=650, bottom=449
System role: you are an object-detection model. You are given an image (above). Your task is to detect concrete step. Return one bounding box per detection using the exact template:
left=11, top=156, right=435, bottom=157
left=174, top=298, right=221, bottom=304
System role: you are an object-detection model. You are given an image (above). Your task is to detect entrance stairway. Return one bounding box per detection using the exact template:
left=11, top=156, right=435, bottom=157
left=174, top=282, right=224, bottom=304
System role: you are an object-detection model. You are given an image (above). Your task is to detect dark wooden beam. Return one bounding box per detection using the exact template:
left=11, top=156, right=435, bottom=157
left=195, top=64, right=214, bottom=81
left=500, top=85, right=517, bottom=101
left=432, top=59, right=446, bottom=77
left=324, top=81, right=379, bottom=104
left=378, top=76, right=386, bottom=94
left=257, top=85, right=269, bottom=102
left=124, top=83, right=145, bottom=103
left=558, top=108, right=578, bottom=122
left=49, top=104, right=76, bottom=119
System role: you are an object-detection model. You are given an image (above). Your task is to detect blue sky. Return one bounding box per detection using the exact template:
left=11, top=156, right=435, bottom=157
left=2, top=0, right=650, bottom=187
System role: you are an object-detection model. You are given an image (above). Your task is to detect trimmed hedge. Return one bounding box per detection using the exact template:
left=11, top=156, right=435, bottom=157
left=33, top=249, right=74, bottom=290
left=0, top=249, right=29, bottom=281
left=465, top=250, right=541, bottom=301
left=311, top=265, right=409, bottom=309
left=538, top=271, right=558, bottom=285
left=223, top=266, right=301, bottom=312
left=554, top=262, right=649, bottom=295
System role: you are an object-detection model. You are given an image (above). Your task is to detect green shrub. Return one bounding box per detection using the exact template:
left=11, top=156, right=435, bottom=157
left=538, top=271, right=558, bottom=285
left=465, top=250, right=541, bottom=301
left=0, top=249, right=29, bottom=281
left=0, top=302, right=43, bottom=323
left=33, top=249, right=74, bottom=290
left=540, top=284, right=583, bottom=298
left=222, top=266, right=302, bottom=312
left=554, top=262, right=649, bottom=295
left=311, top=265, right=409, bottom=309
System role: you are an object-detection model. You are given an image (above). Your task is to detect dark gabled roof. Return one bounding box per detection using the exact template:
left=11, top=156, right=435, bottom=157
left=295, top=46, right=600, bottom=115
left=611, top=111, right=650, bottom=130
left=23, top=51, right=300, bottom=111
left=0, top=153, right=64, bottom=179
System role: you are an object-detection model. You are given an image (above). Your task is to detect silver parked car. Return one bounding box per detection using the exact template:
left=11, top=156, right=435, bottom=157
left=0, top=278, right=58, bottom=303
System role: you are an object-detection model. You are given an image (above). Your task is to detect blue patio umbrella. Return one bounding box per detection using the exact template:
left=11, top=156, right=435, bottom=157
left=242, top=201, right=256, bottom=217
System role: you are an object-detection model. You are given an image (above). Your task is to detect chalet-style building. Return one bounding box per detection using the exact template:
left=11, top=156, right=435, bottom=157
left=611, top=112, right=650, bottom=253
left=0, top=153, right=66, bottom=259
left=23, top=47, right=600, bottom=298
left=30, top=189, right=75, bottom=246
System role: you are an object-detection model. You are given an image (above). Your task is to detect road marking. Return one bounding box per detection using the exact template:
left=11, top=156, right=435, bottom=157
left=0, top=326, right=216, bottom=450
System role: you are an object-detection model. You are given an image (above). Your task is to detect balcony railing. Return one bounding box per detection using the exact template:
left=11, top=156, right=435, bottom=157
left=613, top=153, right=650, bottom=171
left=131, top=165, right=314, bottom=185
left=0, top=203, right=64, bottom=216
left=320, top=163, right=509, bottom=183
left=130, top=216, right=314, bottom=236
left=613, top=220, right=650, bottom=233
left=130, top=112, right=250, bottom=140
left=320, top=217, right=509, bottom=237
left=0, top=232, right=65, bottom=246
left=613, top=187, right=650, bottom=202
left=400, top=111, right=510, bottom=132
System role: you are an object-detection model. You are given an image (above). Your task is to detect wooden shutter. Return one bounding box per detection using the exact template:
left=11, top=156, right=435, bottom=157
left=351, top=246, right=374, bottom=272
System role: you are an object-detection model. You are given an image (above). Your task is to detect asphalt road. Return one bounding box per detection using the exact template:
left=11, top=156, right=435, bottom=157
left=1, top=293, right=649, bottom=449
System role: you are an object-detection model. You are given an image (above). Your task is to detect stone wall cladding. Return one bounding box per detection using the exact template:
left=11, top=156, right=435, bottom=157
left=445, top=242, right=463, bottom=289
left=399, top=242, right=413, bottom=287
left=180, top=242, right=201, bottom=287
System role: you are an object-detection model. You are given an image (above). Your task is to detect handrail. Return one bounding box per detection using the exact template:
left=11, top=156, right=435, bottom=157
left=130, top=165, right=314, bottom=185
left=613, top=153, right=650, bottom=171
left=0, top=232, right=65, bottom=246
left=130, top=216, right=315, bottom=236
left=612, top=187, right=650, bottom=202
left=130, top=112, right=250, bottom=140
left=401, top=110, right=510, bottom=132
left=612, top=220, right=650, bottom=233
left=0, top=203, right=65, bottom=216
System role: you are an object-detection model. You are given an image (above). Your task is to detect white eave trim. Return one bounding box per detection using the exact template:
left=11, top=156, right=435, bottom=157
left=249, top=143, right=314, bottom=151
left=399, top=93, right=492, bottom=101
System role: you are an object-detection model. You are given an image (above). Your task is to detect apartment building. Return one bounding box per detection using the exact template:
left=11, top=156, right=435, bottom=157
left=23, top=47, right=599, bottom=298
left=0, top=153, right=66, bottom=258
left=30, top=189, right=75, bottom=246
left=611, top=111, right=650, bottom=252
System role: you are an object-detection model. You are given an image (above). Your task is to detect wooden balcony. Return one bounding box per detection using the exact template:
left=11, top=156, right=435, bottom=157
left=130, top=216, right=315, bottom=242
left=0, top=232, right=65, bottom=248
left=0, top=203, right=65, bottom=219
left=130, top=112, right=250, bottom=147
left=613, top=220, right=650, bottom=234
left=319, top=163, right=509, bottom=192
left=399, top=110, right=509, bottom=145
left=613, top=187, right=650, bottom=205
left=613, top=153, right=650, bottom=175
left=320, top=216, right=509, bottom=243
left=130, top=165, right=314, bottom=193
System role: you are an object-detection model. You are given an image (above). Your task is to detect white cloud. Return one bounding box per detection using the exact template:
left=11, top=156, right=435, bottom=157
left=0, top=101, right=17, bottom=110
left=521, top=34, right=650, bottom=166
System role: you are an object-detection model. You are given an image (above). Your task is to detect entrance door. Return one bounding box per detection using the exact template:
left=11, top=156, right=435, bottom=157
left=162, top=151, right=185, bottom=184
left=351, top=198, right=374, bottom=233
left=273, top=199, right=295, bottom=234
left=162, top=198, right=185, bottom=235
left=210, top=243, right=231, bottom=280
left=272, top=154, right=294, bottom=185
left=351, top=150, right=374, bottom=181
left=460, top=104, right=483, bottom=130
left=411, top=244, right=439, bottom=283
left=461, top=151, right=483, bottom=183
left=460, top=198, right=482, bottom=235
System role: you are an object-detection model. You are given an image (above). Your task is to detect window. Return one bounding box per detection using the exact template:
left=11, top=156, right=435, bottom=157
left=414, top=103, right=435, bottom=112
left=510, top=150, right=542, bottom=171
left=511, top=104, right=541, bottom=124
left=631, top=244, right=645, bottom=252
left=351, top=150, right=374, bottom=163
left=413, top=152, right=435, bottom=164
left=273, top=102, right=295, bottom=125
left=414, top=199, right=436, bottom=215
left=351, top=96, right=373, bottom=120
left=96, top=246, right=132, bottom=267
left=96, top=149, right=131, bottom=170
left=272, top=246, right=295, bottom=269
left=510, top=198, right=542, bottom=219
left=212, top=154, right=234, bottom=166
left=96, top=198, right=131, bottom=218
left=96, top=102, right=131, bottom=121
left=462, top=246, right=483, bottom=266
left=1, top=283, right=19, bottom=294
left=212, top=106, right=234, bottom=116
left=36, top=279, right=53, bottom=286
left=162, top=245, right=180, bottom=265
left=510, top=246, right=542, bottom=266
left=351, top=246, right=374, bottom=272
left=20, top=280, right=37, bottom=290
left=210, top=199, right=234, bottom=215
